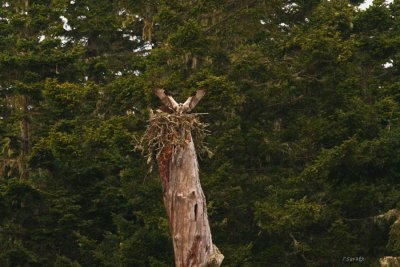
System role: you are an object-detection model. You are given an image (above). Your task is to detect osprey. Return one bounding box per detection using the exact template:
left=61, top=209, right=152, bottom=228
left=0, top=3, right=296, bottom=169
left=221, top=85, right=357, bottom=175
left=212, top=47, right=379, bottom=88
left=154, top=88, right=206, bottom=114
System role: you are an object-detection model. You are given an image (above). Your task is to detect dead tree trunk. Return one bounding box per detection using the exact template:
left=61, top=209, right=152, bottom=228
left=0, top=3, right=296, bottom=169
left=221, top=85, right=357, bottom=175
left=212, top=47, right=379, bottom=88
left=142, top=89, right=223, bottom=266
left=157, top=134, right=223, bottom=267
left=380, top=257, right=400, bottom=267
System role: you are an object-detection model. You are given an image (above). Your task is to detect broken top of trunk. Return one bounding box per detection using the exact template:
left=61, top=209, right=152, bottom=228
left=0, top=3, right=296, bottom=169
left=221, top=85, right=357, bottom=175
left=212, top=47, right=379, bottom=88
left=138, top=112, right=212, bottom=166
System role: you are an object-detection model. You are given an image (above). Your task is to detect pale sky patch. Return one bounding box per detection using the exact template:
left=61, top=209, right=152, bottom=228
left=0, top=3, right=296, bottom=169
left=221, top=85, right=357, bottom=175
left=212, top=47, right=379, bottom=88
left=359, top=0, right=394, bottom=10
left=60, top=16, right=72, bottom=31
left=383, top=59, right=393, bottom=68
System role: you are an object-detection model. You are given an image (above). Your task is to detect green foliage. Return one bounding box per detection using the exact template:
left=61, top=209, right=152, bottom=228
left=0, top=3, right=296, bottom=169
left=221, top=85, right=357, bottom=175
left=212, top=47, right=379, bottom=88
left=1, top=0, right=400, bottom=266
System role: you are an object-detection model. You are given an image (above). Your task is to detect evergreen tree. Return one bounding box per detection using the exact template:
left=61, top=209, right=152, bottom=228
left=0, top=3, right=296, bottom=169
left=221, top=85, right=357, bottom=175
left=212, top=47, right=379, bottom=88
left=1, top=0, right=400, bottom=266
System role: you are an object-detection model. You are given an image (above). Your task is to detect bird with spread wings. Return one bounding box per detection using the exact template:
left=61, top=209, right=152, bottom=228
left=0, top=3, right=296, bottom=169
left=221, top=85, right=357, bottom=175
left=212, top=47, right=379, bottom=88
left=154, top=88, right=206, bottom=115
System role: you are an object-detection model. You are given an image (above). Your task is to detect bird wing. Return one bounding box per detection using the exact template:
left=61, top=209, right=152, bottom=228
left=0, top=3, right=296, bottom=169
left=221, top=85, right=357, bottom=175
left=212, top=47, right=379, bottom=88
left=154, top=88, right=179, bottom=110
left=182, top=89, right=206, bottom=112
left=158, top=105, right=174, bottom=113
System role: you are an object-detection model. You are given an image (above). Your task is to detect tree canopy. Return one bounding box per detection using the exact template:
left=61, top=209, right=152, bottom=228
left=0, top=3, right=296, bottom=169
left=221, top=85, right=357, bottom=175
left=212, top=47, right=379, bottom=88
left=1, top=0, right=400, bottom=266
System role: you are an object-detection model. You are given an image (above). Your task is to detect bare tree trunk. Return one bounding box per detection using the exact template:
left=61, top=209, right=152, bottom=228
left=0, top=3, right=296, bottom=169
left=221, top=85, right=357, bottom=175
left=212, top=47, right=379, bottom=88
left=4, top=94, right=30, bottom=179
left=142, top=5, right=153, bottom=43
left=18, top=119, right=29, bottom=179
left=380, top=257, right=400, bottom=267
left=19, top=95, right=30, bottom=180
left=157, top=134, right=223, bottom=267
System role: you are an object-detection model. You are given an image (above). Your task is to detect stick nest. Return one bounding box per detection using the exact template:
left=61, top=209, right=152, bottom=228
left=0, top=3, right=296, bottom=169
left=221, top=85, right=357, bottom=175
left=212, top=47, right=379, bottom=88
left=136, top=112, right=212, bottom=166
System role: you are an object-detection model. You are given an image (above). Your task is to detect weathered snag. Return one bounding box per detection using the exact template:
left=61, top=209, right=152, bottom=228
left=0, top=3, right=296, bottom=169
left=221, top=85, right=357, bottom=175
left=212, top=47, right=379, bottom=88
left=139, top=111, right=223, bottom=267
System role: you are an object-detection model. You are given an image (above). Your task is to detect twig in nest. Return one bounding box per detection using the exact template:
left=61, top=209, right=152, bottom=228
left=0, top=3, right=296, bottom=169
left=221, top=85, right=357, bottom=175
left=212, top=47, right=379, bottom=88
left=136, top=112, right=212, bottom=168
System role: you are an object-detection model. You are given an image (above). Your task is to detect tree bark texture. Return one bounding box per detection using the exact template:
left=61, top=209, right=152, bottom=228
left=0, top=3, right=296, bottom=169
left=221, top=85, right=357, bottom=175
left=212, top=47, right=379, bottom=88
left=19, top=95, right=30, bottom=180
left=380, top=257, right=400, bottom=267
left=157, top=134, right=223, bottom=267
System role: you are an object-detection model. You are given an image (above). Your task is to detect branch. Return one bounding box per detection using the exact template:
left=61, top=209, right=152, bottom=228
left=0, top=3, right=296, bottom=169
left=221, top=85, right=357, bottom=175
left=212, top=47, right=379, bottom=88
left=204, top=0, right=258, bottom=34
left=136, top=112, right=211, bottom=168
left=344, top=209, right=400, bottom=224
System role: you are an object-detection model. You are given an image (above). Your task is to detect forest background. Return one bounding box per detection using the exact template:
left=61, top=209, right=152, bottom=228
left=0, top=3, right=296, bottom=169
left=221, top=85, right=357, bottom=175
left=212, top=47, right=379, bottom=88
left=1, top=0, right=400, bottom=266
